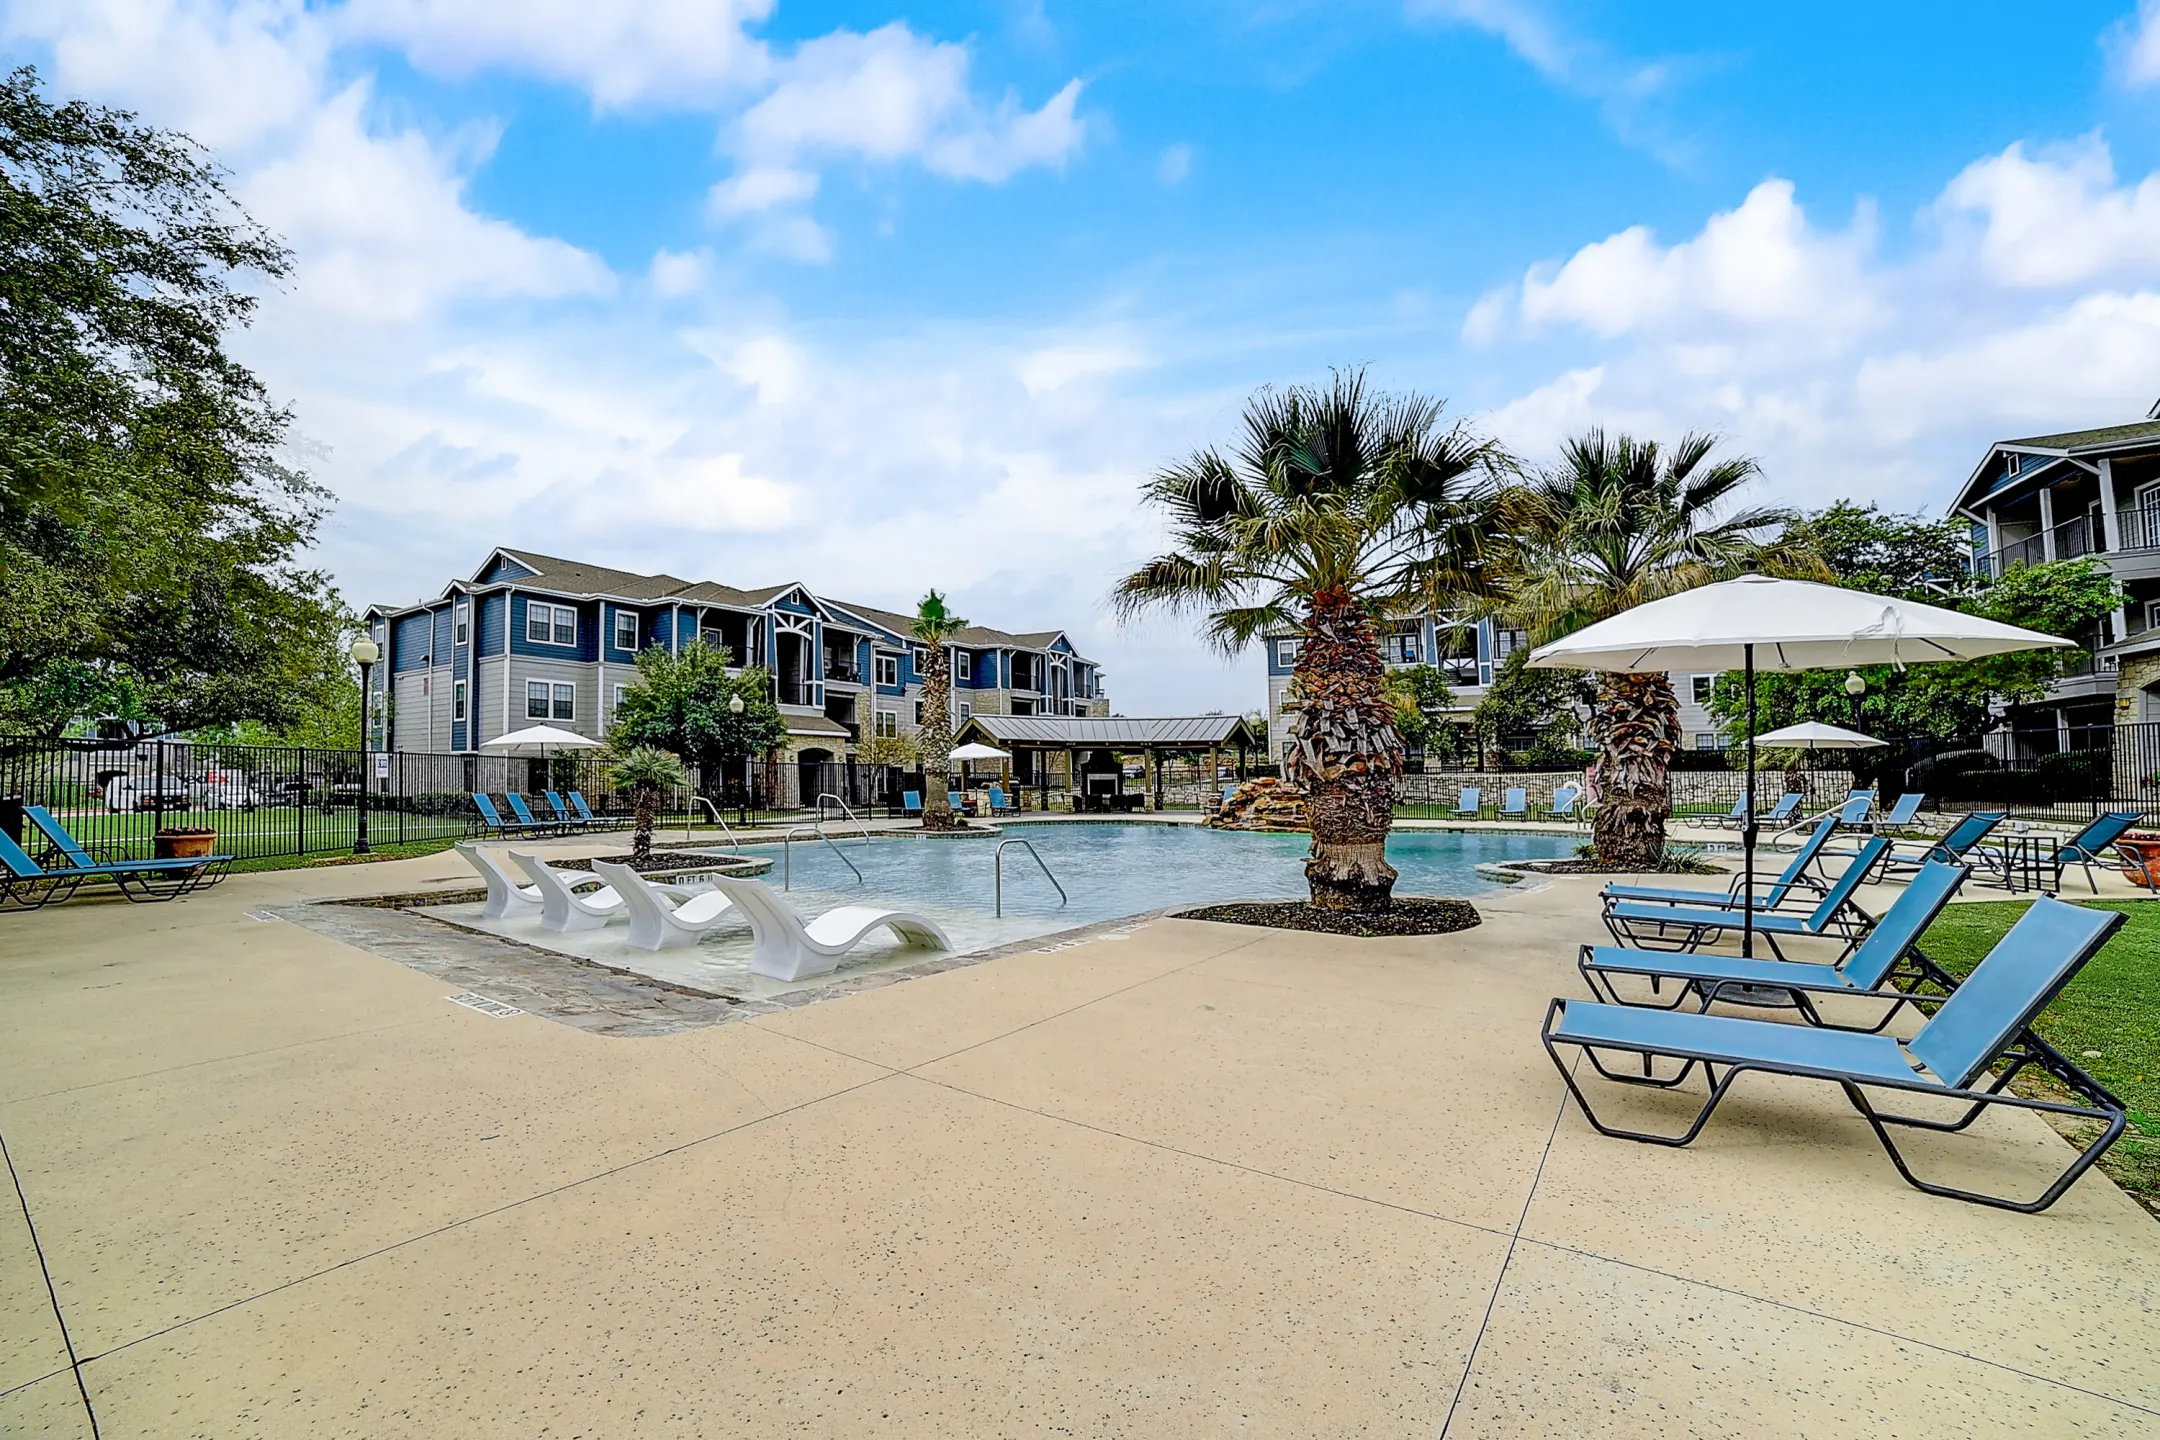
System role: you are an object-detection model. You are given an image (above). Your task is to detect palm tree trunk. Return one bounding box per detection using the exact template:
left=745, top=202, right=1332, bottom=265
left=1284, top=587, right=1403, bottom=911
left=1589, top=672, right=1679, bottom=869
left=919, top=648, right=958, bottom=830
left=632, top=785, right=657, bottom=865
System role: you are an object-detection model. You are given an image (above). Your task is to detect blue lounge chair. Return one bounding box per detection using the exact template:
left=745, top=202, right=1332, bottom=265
left=1602, top=837, right=1891, bottom=958
left=1839, top=791, right=1875, bottom=826
left=471, top=794, right=522, bottom=834
left=948, top=791, right=965, bottom=815
left=542, top=791, right=584, bottom=828
left=1879, top=810, right=2004, bottom=879
left=901, top=790, right=923, bottom=819
left=1706, top=797, right=1748, bottom=829
left=987, top=785, right=1018, bottom=815
left=1867, top=790, right=1925, bottom=834
left=567, top=792, right=603, bottom=825
left=1580, top=861, right=1969, bottom=1032
left=1500, top=787, right=1528, bottom=819
left=1547, top=784, right=1582, bottom=821
left=1454, top=787, right=1482, bottom=819
left=505, top=794, right=570, bottom=831
left=1544, top=895, right=2129, bottom=1212
left=0, top=824, right=229, bottom=908
left=1603, top=813, right=1841, bottom=914
left=2044, top=811, right=2144, bottom=894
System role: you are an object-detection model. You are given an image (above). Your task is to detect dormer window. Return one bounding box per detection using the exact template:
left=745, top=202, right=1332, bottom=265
left=2004, top=452, right=2021, bottom=478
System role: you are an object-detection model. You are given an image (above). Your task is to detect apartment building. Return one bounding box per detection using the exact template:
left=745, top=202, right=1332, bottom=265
left=360, top=549, right=1109, bottom=762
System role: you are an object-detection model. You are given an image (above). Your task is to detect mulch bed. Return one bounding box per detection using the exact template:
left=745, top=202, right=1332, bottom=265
left=1177, top=898, right=1481, bottom=938
left=1513, top=857, right=1722, bottom=876
left=551, top=854, right=744, bottom=874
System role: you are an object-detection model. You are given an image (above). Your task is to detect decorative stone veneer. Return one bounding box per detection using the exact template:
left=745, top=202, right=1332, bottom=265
left=2118, top=653, right=2160, bottom=724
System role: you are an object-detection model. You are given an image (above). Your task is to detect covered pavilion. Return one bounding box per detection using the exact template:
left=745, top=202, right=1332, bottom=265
left=953, top=714, right=1263, bottom=811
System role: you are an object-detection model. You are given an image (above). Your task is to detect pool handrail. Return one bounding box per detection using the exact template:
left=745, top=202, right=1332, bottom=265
left=994, top=837, right=1067, bottom=917
left=683, top=793, right=741, bottom=848
left=815, top=793, right=872, bottom=844
left=783, top=826, right=863, bottom=889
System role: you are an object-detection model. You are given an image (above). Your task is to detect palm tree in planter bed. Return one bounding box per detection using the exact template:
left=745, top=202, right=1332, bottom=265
left=1114, top=369, right=1505, bottom=912
left=606, top=745, right=686, bottom=866
left=910, top=591, right=968, bottom=831
left=1485, top=430, right=1818, bottom=869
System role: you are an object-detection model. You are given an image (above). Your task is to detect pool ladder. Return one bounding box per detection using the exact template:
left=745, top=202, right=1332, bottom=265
left=994, top=838, right=1067, bottom=917
left=782, top=827, right=863, bottom=890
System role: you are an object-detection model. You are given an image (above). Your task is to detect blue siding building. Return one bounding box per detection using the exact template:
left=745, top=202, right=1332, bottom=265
left=362, top=549, right=1109, bottom=760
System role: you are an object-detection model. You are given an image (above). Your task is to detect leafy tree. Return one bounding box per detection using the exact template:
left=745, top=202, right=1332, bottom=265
left=855, top=732, right=920, bottom=768
left=1781, top=502, right=1973, bottom=600
left=1114, top=369, right=1503, bottom=911
left=1382, top=664, right=1454, bottom=750
left=0, top=66, right=347, bottom=737
left=606, top=745, right=686, bottom=865
left=607, top=641, right=786, bottom=792
left=1485, top=431, right=1818, bottom=867
left=910, top=591, right=968, bottom=829
left=1473, top=648, right=1596, bottom=752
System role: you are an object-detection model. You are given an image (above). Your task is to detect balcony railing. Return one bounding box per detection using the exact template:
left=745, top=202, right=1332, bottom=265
left=776, top=679, right=816, bottom=707
left=1978, top=504, right=2160, bottom=578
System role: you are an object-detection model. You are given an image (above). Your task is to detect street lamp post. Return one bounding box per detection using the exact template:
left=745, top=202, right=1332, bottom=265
left=728, top=692, right=748, bottom=824
left=350, top=636, right=381, bottom=854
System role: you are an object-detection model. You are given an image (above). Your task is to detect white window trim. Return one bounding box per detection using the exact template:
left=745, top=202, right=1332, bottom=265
left=1691, top=674, right=1716, bottom=705
left=875, top=709, right=898, bottom=738
left=526, top=601, right=578, bottom=648
left=551, top=683, right=575, bottom=722
left=876, top=654, right=899, bottom=687
left=957, top=700, right=972, bottom=722
left=453, top=680, right=467, bottom=721
left=454, top=600, right=470, bottom=647
left=526, top=680, right=550, bottom=719
left=955, top=652, right=972, bottom=682
left=614, top=611, right=638, bottom=652
left=913, top=700, right=924, bottom=725
left=612, top=683, right=626, bottom=711
left=1276, top=639, right=1299, bottom=668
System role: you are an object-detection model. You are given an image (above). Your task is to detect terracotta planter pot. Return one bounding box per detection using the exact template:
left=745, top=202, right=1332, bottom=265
left=2117, top=836, right=2160, bottom=890
left=154, top=828, right=217, bottom=861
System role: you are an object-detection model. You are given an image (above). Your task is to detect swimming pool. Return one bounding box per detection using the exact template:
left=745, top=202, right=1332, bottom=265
left=755, top=820, right=1576, bottom=928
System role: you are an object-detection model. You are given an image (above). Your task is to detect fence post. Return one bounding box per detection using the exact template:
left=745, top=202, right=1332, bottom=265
left=153, top=739, right=165, bottom=840
left=297, top=747, right=307, bottom=855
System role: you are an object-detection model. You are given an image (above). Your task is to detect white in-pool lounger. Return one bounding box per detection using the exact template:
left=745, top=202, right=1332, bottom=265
left=456, top=841, right=545, bottom=919
left=706, top=875, right=952, bottom=981
left=507, top=850, right=695, bottom=932
left=592, top=860, right=741, bottom=950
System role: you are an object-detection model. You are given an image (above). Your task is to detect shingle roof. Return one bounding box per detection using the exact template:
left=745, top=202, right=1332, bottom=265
left=960, top=715, right=1258, bottom=748
left=783, top=713, right=854, bottom=738
left=495, top=550, right=695, bottom=600
left=824, top=602, right=1076, bottom=655
left=1999, top=419, right=2160, bottom=452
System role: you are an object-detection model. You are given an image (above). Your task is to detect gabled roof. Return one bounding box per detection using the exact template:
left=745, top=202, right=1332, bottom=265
left=480, top=549, right=695, bottom=601
left=958, top=714, right=1257, bottom=748
left=1998, top=419, right=2160, bottom=452
left=824, top=602, right=1083, bottom=657
left=1951, top=416, right=2160, bottom=514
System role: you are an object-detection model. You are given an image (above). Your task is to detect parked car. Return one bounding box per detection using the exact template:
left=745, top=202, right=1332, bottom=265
left=192, top=771, right=264, bottom=810
left=102, top=774, right=192, bottom=813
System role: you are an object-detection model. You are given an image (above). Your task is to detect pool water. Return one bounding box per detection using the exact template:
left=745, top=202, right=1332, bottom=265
left=753, top=820, right=1576, bottom=928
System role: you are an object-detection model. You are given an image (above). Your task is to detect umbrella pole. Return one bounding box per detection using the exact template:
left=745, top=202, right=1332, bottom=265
left=1741, top=644, right=1756, bottom=960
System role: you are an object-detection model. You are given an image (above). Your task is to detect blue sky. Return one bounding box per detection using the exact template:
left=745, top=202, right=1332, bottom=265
left=9, top=1, right=2160, bottom=712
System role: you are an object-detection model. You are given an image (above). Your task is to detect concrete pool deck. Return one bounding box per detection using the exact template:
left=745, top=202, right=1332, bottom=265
left=3, top=845, right=2156, bottom=1436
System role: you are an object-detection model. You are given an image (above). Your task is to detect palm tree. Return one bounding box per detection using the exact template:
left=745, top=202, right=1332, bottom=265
left=910, top=591, right=968, bottom=831
left=1487, top=431, right=1818, bottom=868
left=606, top=744, right=686, bottom=864
left=1113, top=370, right=1504, bottom=911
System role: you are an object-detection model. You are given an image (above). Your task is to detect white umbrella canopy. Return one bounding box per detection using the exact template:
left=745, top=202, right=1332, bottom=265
left=481, top=725, right=602, bottom=753
left=949, top=742, right=1013, bottom=761
left=1755, top=721, right=1886, bottom=750
left=1524, top=574, right=2065, bottom=672
left=1526, top=574, right=2067, bottom=958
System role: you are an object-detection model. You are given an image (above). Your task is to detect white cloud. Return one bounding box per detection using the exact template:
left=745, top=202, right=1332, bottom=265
left=1511, top=179, right=1881, bottom=341
left=1933, top=136, right=2160, bottom=288
left=1157, top=143, right=1193, bottom=185
left=1017, top=342, right=1148, bottom=395
left=705, top=164, right=819, bottom=218
left=647, top=248, right=708, bottom=298
left=1466, top=140, right=2160, bottom=515
left=337, top=0, right=776, bottom=108
left=2111, top=0, right=2160, bottom=86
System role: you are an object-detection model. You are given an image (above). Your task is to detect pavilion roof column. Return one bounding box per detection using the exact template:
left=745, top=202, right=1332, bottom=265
left=2098, top=458, right=2129, bottom=642
left=2038, top=484, right=2057, bottom=562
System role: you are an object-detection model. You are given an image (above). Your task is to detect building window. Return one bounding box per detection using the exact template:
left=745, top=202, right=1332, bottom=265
left=1386, top=633, right=1419, bottom=664
left=453, top=681, right=467, bottom=721
left=612, top=684, right=626, bottom=713
left=614, top=611, right=638, bottom=652
left=551, top=683, right=575, bottom=721
left=876, top=654, right=899, bottom=687
left=957, top=701, right=972, bottom=723
left=1276, top=639, right=1300, bottom=668
left=875, top=709, right=898, bottom=738
left=526, top=602, right=576, bottom=647
left=911, top=645, right=929, bottom=674
left=955, top=652, right=972, bottom=683
left=2004, top=452, right=2021, bottom=478
left=454, top=600, right=469, bottom=646
left=913, top=700, right=924, bottom=725
left=1691, top=675, right=1716, bottom=705
left=1694, top=733, right=1723, bottom=750
left=526, top=681, right=549, bottom=719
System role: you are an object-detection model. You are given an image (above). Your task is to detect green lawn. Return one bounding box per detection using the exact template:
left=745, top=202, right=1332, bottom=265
left=1920, top=898, right=2160, bottom=1209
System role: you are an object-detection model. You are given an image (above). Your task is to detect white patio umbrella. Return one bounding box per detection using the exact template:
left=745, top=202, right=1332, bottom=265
left=482, top=724, right=602, bottom=790
left=1528, top=574, right=2066, bottom=956
left=949, top=742, right=1012, bottom=761
left=1754, top=721, right=1886, bottom=749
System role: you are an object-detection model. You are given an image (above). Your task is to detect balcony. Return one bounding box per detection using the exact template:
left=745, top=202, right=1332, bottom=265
left=821, top=655, right=863, bottom=685
left=776, top=678, right=816, bottom=708
left=1979, top=505, right=2160, bottom=579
